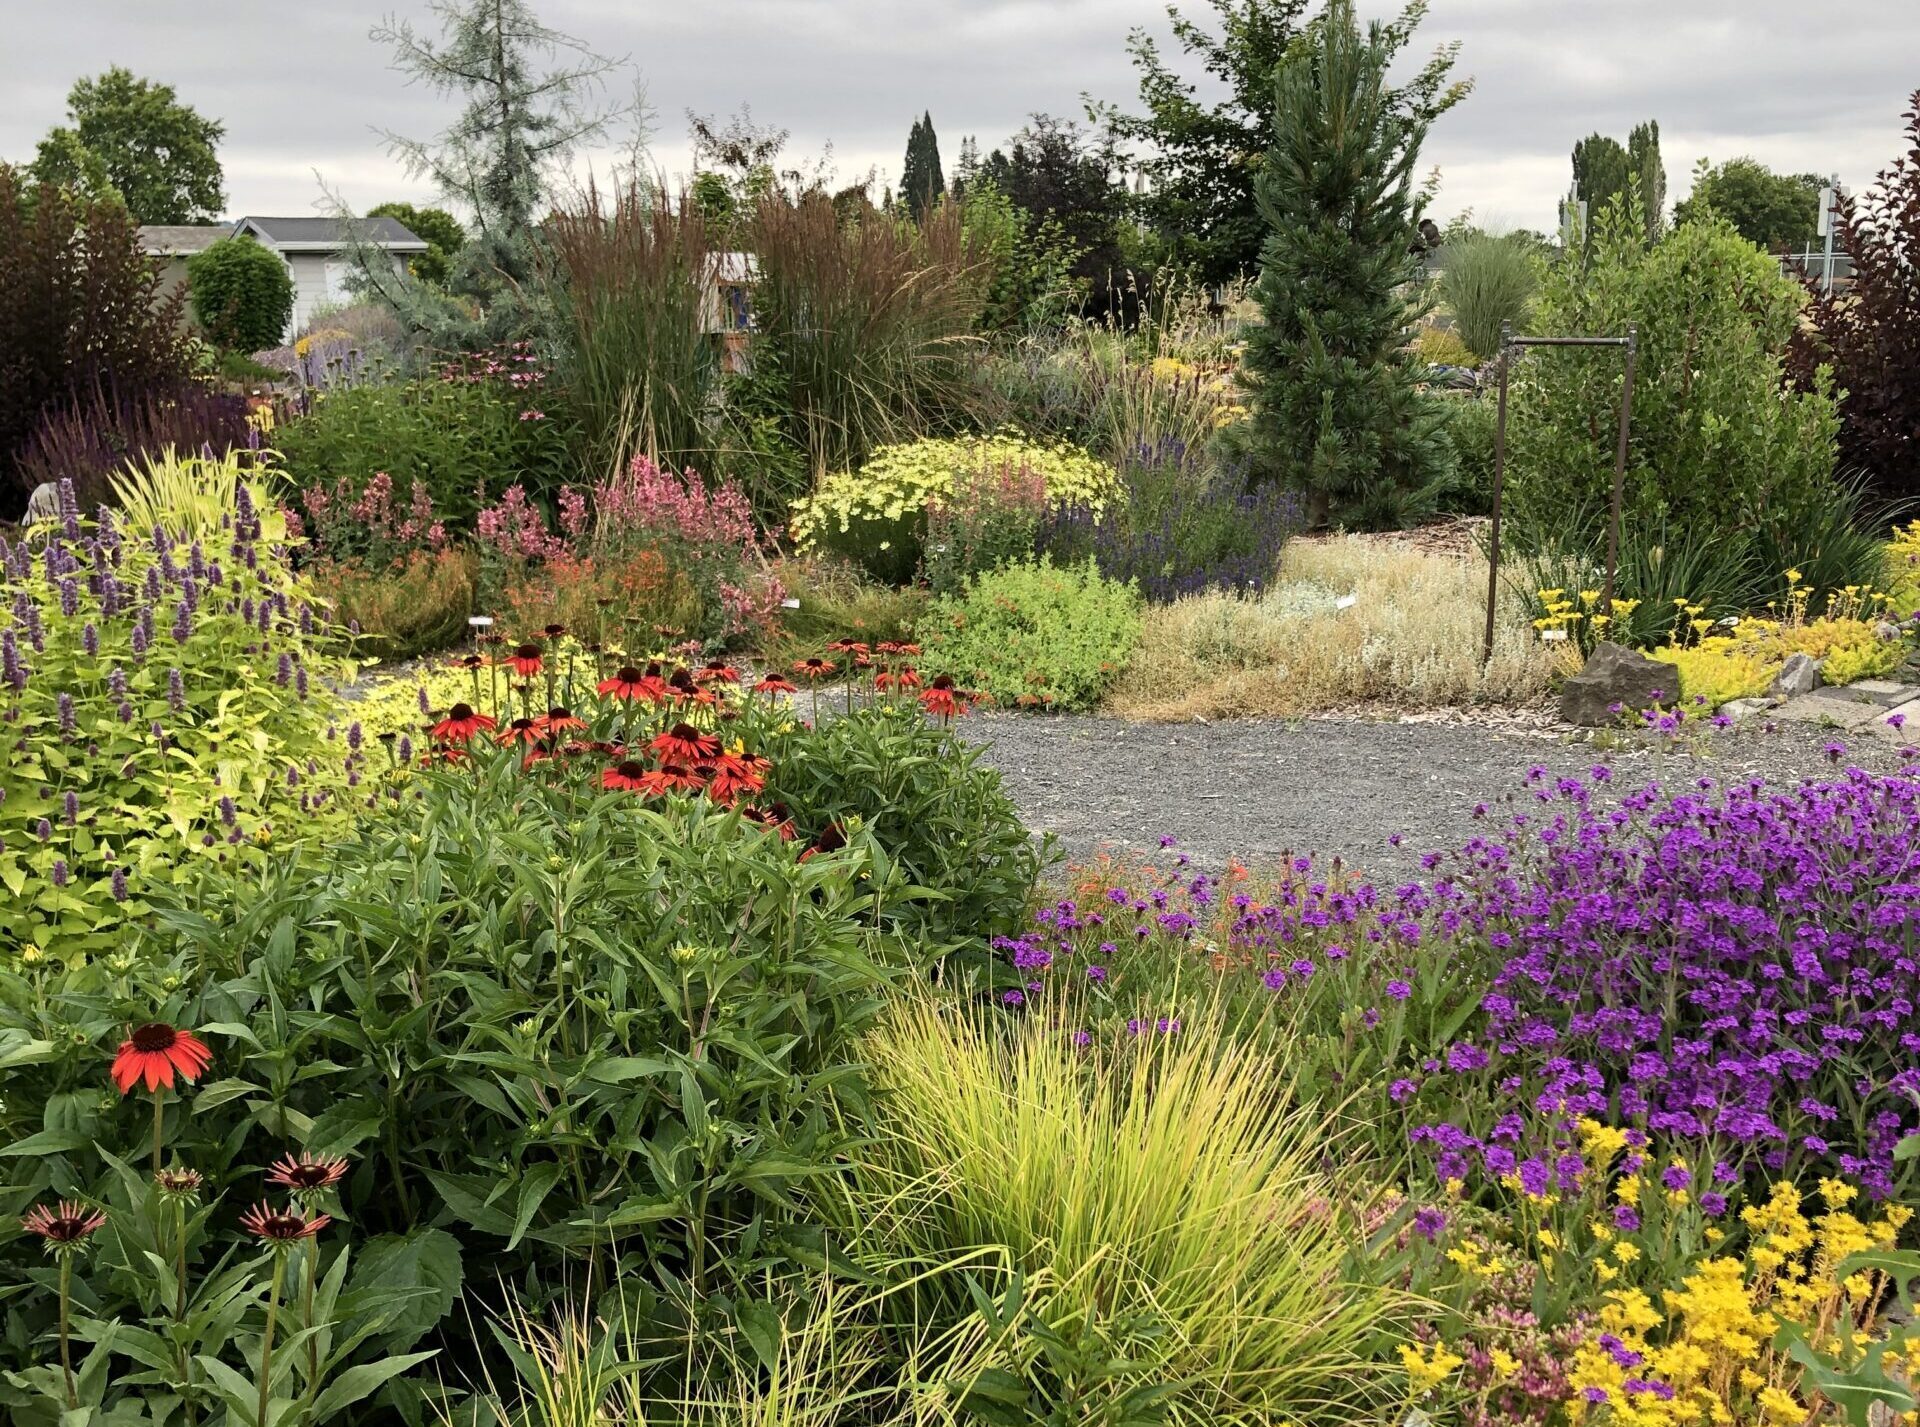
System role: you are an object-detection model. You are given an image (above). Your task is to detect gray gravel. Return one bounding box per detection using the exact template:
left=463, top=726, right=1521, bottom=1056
left=962, top=711, right=1920, bottom=883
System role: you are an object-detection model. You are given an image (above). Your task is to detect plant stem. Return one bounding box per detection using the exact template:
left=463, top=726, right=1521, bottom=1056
left=258, top=1249, right=286, bottom=1427
left=152, top=1092, right=165, bottom=1175
left=303, top=1241, right=318, bottom=1427
left=58, top=1251, right=76, bottom=1410
left=177, top=1199, right=197, bottom=1427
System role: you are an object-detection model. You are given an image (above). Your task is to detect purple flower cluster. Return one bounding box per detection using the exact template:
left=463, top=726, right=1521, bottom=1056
left=998, top=763, right=1920, bottom=1196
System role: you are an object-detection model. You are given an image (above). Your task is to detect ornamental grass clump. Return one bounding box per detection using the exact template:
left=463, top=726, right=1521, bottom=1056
left=838, top=997, right=1402, bottom=1425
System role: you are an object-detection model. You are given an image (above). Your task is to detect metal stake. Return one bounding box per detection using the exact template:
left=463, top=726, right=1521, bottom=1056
left=1600, top=323, right=1638, bottom=619
left=1482, top=321, right=1512, bottom=668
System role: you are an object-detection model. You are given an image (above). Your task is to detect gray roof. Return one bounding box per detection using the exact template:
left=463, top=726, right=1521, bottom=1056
left=138, top=224, right=234, bottom=255
left=234, top=216, right=428, bottom=251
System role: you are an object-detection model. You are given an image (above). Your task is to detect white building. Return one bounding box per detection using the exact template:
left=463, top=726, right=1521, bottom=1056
left=138, top=215, right=428, bottom=344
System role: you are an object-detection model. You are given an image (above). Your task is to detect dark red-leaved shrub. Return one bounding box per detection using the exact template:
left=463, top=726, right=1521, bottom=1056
left=0, top=166, right=194, bottom=513
left=1794, top=91, right=1920, bottom=499
left=15, top=377, right=255, bottom=510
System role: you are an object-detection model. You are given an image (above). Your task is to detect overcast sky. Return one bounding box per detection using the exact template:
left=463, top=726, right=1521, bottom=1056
left=5, top=0, right=1918, bottom=243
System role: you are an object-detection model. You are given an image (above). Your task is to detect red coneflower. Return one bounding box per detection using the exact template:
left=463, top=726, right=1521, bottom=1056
left=895, top=642, right=922, bottom=657
left=542, top=623, right=568, bottom=641
left=707, top=752, right=767, bottom=804
left=429, top=703, right=496, bottom=742
left=603, top=759, right=653, bottom=792
left=876, top=666, right=922, bottom=692
left=266, top=1153, right=349, bottom=1194
left=753, top=672, right=798, bottom=696
left=792, top=656, right=836, bottom=682
left=112, top=1024, right=212, bottom=1095
left=240, top=1201, right=330, bottom=1243
left=597, top=665, right=658, bottom=701
left=742, top=802, right=798, bottom=839
left=495, top=717, right=543, bottom=748
left=639, top=761, right=705, bottom=797
left=876, top=641, right=902, bottom=656
left=504, top=642, right=544, bottom=678
left=536, top=706, right=587, bottom=736
left=650, top=722, right=721, bottom=763
left=22, top=1200, right=107, bottom=1249
left=667, top=668, right=711, bottom=705
left=919, top=675, right=966, bottom=721
left=419, top=745, right=471, bottom=767
left=695, top=659, right=740, bottom=685
left=827, top=638, right=868, bottom=657
left=799, top=821, right=849, bottom=863
left=455, top=653, right=486, bottom=670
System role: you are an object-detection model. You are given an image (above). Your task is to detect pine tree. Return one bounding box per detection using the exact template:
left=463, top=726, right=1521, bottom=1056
left=900, top=112, right=946, bottom=217
left=1239, top=0, right=1454, bottom=529
left=951, top=135, right=981, bottom=203
left=1628, top=121, right=1665, bottom=236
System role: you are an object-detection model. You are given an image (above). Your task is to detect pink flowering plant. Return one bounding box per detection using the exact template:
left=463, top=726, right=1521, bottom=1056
left=474, top=454, right=782, bottom=645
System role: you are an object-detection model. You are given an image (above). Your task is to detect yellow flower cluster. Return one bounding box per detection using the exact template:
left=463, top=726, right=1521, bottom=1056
left=1563, top=1180, right=1915, bottom=1426
left=1400, top=1340, right=1466, bottom=1395
left=788, top=431, right=1121, bottom=550
left=1533, top=588, right=1641, bottom=643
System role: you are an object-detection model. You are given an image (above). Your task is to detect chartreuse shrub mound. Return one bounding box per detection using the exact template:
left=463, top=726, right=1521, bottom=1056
left=790, top=431, right=1120, bottom=585
left=0, top=466, right=358, bottom=960
left=916, top=556, right=1141, bottom=711
left=834, top=997, right=1401, bottom=1425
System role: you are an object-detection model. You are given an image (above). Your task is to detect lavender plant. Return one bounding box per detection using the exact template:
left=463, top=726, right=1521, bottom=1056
left=1040, top=440, right=1302, bottom=602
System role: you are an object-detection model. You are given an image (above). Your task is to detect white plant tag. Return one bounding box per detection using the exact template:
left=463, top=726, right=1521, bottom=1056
left=1335, top=594, right=1358, bottom=610
left=780, top=598, right=801, bottom=610
left=1541, top=628, right=1569, bottom=643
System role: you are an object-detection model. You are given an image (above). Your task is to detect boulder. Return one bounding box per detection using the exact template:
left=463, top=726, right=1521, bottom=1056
left=1717, top=697, right=1773, bottom=724
left=1769, top=652, right=1821, bottom=698
left=1559, top=642, right=1681, bottom=726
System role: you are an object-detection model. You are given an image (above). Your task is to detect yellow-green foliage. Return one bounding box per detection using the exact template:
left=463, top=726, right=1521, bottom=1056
left=840, top=998, right=1399, bottom=1424
left=789, top=431, right=1119, bottom=583
left=1820, top=638, right=1899, bottom=686
left=1888, top=520, right=1920, bottom=613
left=1660, top=639, right=1774, bottom=708
left=1413, top=325, right=1475, bottom=367
left=1662, top=613, right=1899, bottom=708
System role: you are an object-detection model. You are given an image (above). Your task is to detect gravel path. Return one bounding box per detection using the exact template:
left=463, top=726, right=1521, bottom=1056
left=963, top=711, right=1920, bottom=882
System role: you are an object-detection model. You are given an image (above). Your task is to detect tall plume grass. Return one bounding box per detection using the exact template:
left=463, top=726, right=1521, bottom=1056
left=1437, top=231, right=1541, bottom=361
left=834, top=996, right=1401, bottom=1426
left=748, top=196, right=984, bottom=486
left=544, top=182, right=718, bottom=475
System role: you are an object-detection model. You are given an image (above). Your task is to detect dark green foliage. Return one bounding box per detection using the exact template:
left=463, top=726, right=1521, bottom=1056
left=366, top=200, right=466, bottom=284
left=1507, top=205, right=1839, bottom=546
left=981, top=115, right=1129, bottom=308
left=187, top=235, right=294, bottom=352
left=1572, top=121, right=1664, bottom=242
left=1673, top=157, right=1823, bottom=252
left=959, top=176, right=1085, bottom=332
left=274, top=373, right=580, bottom=524
left=900, top=111, right=947, bottom=218
left=1238, top=0, right=1457, bottom=528
left=1793, top=92, right=1920, bottom=501
left=29, top=67, right=224, bottom=223
left=1430, top=394, right=1496, bottom=515
left=1102, top=0, right=1467, bottom=287
left=0, top=167, right=193, bottom=510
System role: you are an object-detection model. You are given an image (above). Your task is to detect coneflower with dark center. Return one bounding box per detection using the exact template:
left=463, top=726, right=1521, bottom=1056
left=650, top=722, right=720, bottom=763
left=21, top=1200, right=105, bottom=1408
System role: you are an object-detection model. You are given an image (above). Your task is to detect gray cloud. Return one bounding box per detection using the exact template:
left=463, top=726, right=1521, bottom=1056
left=5, top=0, right=1916, bottom=237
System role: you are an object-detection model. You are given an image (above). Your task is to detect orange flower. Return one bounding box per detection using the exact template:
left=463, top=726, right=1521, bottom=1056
left=429, top=703, right=495, bottom=742
left=753, top=673, right=798, bottom=696
left=650, top=722, right=721, bottom=763
left=111, top=1024, right=212, bottom=1095
left=919, top=675, right=966, bottom=720
left=503, top=642, right=544, bottom=678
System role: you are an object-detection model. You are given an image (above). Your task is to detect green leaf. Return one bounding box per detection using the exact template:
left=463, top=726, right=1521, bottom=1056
left=345, top=1227, right=464, bottom=1352
left=0, top=1127, right=91, bottom=1157
left=507, top=1162, right=562, bottom=1251
left=309, top=1352, right=438, bottom=1421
